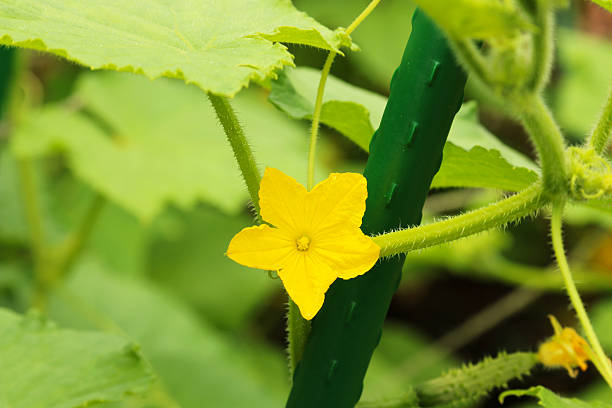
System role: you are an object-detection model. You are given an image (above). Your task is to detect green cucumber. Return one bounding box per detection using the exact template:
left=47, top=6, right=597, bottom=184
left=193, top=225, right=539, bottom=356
left=286, top=10, right=467, bottom=408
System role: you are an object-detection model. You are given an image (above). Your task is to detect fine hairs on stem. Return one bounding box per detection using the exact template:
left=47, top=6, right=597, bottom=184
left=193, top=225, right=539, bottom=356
left=306, top=0, right=382, bottom=190
left=374, top=182, right=545, bottom=257
left=528, top=0, right=555, bottom=92
left=589, top=88, right=612, bottom=154
left=208, top=93, right=262, bottom=213
left=551, top=201, right=612, bottom=388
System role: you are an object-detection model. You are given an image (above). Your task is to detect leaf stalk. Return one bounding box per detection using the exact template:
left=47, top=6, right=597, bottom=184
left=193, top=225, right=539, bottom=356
left=551, top=200, right=612, bottom=388
left=589, top=88, right=612, bottom=154
left=208, top=93, right=262, bottom=212
left=373, top=183, right=545, bottom=257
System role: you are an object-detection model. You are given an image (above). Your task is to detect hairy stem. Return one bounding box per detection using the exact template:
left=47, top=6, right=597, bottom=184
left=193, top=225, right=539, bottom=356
left=307, top=0, right=383, bottom=190
left=373, top=183, right=545, bottom=257
left=589, top=88, right=612, bottom=154
left=287, top=300, right=311, bottom=375
left=208, top=93, right=261, bottom=212
left=528, top=0, right=554, bottom=92
left=417, top=352, right=538, bottom=406
left=514, top=94, right=567, bottom=196
left=551, top=201, right=612, bottom=388
left=448, top=37, right=491, bottom=87
left=307, top=52, right=336, bottom=190
left=358, top=352, right=538, bottom=408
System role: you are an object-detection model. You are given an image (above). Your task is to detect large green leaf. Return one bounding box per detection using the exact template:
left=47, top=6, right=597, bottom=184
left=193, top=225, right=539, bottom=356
left=500, top=386, right=612, bottom=407
left=11, top=71, right=327, bottom=221
left=0, top=308, right=153, bottom=408
left=555, top=30, right=612, bottom=137
left=0, top=0, right=351, bottom=97
left=412, top=0, right=533, bottom=39
left=269, top=67, right=538, bottom=191
left=49, top=260, right=288, bottom=408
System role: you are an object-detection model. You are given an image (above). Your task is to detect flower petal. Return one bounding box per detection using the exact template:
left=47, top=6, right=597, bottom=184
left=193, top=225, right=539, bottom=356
left=306, top=172, right=368, bottom=232
left=227, top=224, right=294, bottom=270
left=278, top=253, right=337, bottom=320
left=312, top=228, right=380, bottom=280
left=259, top=167, right=306, bottom=233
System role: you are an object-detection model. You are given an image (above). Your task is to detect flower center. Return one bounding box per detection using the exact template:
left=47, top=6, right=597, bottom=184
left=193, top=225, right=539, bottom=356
left=296, top=235, right=311, bottom=251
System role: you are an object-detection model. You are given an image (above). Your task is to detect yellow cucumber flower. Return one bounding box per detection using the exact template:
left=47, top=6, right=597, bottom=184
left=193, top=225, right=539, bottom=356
left=538, top=315, right=592, bottom=378
left=226, top=167, right=380, bottom=320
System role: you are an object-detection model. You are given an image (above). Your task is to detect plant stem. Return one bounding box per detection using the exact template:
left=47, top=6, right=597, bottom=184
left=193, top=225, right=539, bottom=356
left=373, top=182, right=545, bottom=257
left=345, top=0, right=383, bottom=35
left=307, top=0, right=382, bottom=190
left=33, top=194, right=105, bottom=310
left=449, top=37, right=491, bottom=86
left=589, top=88, right=612, bottom=154
left=307, top=52, right=336, bottom=190
left=551, top=201, right=612, bottom=388
left=16, top=158, right=54, bottom=311
left=287, top=300, right=311, bottom=375
left=528, top=0, right=554, bottom=92
left=208, top=93, right=261, bottom=212
left=55, top=194, right=105, bottom=276
left=514, top=94, right=567, bottom=196
left=16, top=158, right=46, bottom=264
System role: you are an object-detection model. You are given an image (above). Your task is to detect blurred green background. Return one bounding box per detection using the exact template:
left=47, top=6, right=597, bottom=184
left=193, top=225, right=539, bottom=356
left=1, top=1, right=612, bottom=407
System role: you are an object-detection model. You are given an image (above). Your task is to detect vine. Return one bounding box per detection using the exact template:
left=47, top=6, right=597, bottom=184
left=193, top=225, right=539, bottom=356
left=373, top=182, right=545, bottom=257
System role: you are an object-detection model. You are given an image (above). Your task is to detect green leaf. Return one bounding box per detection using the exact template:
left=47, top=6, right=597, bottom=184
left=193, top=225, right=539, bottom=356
left=269, top=67, right=386, bottom=150
left=432, top=102, right=539, bottom=191
left=590, top=0, right=612, bottom=13
left=0, top=308, right=153, bottom=408
left=148, top=204, right=279, bottom=330
left=500, top=386, right=612, bottom=407
left=555, top=30, right=612, bottom=137
left=431, top=142, right=538, bottom=191
left=49, top=259, right=288, bottom=408
left=0, top=0, right=351, bottom=97
left=270, top=68, right=538, bottom=191
left=11, top=71, right=327, bottom=221
left=412, top=0, right=533, bottom=39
